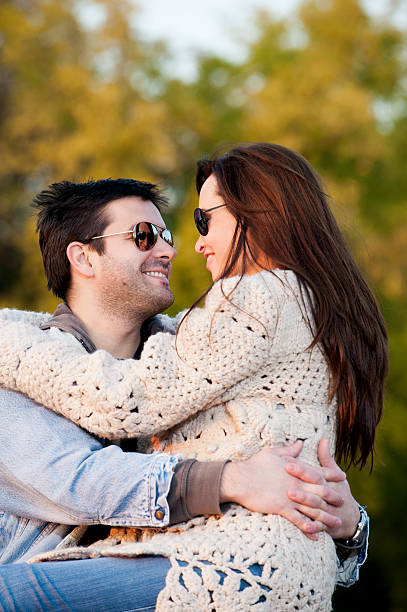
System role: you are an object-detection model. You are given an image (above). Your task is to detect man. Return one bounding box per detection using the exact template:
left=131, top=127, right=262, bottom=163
left=0, top=179, right=367, bottom=609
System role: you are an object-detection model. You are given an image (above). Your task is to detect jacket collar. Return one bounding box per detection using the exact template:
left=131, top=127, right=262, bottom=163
left=40, top=303, right=163, bottom=358
left=40, top=303, right=97, bottom=353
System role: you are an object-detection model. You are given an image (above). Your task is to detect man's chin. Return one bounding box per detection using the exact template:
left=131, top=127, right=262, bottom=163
left=161, top=290, right=175, bottom=311
left=149, top=289, right=174, bottom=316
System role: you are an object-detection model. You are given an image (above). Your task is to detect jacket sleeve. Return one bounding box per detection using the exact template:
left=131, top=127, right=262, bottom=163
left=0, top=276, right=280, bottom=439
left=0, top=388, right=180, bottom=526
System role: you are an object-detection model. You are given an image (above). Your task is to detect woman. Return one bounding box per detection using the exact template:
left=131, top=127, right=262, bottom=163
left=0, top=143, right=387, bottom=610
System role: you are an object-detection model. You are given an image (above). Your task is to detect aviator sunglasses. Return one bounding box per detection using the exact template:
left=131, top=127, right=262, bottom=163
left=193, top=204, right=227, bottom=236
left=91, top=222, right=174, bottom=251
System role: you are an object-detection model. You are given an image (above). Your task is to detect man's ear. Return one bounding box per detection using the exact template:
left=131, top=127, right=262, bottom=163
left=66, top=242, right=96, bottom=279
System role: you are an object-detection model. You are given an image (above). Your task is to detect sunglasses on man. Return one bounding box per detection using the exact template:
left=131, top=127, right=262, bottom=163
left=193, top=204, right=227, bottom=236
left=91, top=222, right=174, bottom=252
left=90, top=201, right=226, bottom=250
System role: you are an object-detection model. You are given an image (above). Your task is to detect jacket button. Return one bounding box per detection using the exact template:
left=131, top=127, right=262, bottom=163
left=155, top=508, right=165, bottom=521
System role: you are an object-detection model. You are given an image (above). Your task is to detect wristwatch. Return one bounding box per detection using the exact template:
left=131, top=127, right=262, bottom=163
left=335, top=504, right=369, bottom=550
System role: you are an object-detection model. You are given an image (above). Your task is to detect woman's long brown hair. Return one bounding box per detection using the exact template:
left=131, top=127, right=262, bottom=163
left=193, top=143, right=388, bottom=469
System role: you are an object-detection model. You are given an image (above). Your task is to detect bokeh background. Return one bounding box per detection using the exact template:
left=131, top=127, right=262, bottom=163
left=1, top=0, right=406, bottom=609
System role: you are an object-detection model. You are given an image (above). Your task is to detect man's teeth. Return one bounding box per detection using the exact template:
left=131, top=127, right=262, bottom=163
left=145, top=271, right=167, bottom=278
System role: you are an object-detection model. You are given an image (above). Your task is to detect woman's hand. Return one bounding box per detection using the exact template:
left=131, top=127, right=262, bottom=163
left=219, top=440, right=344, bottom=540
left=285, top=438, right=361, bottom=539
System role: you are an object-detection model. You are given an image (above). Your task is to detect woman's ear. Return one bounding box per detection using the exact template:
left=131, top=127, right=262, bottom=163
left=66, top=242, right=96, bottom=279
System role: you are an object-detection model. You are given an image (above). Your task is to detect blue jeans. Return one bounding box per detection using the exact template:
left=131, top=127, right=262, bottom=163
left=0, top=556, right=171, bottom=612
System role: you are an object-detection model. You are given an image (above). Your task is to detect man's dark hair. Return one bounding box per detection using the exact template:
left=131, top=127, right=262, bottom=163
left=33, top=178, right=168, bottom=301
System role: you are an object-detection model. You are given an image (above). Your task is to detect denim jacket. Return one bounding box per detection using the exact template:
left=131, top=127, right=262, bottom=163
left=0, top=387, right=179, bottom=564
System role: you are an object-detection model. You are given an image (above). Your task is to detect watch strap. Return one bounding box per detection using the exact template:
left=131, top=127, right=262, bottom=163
left=335, top=504, right=369, bottom=550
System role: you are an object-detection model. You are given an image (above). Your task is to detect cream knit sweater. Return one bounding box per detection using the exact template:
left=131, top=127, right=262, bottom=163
left=0, top=270, right=337, bottom=611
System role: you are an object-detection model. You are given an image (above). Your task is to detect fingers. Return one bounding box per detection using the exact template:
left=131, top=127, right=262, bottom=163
left=288, top=484, right=343, bottom=509
left=318, top=439, right=346, bottom=482
left=285, top=461, right=325, bottom=485
left=309, top=483, right=344, bottom=507
left=318, top=484, right=344, bottom=507
left=317, top=438, right=332, bottom=466
left=289, top=502, right=342, bottom=531
left=272, top=440, right=303, bottom=458
left=322, top=464, right=346, bottom=483
left=283, top=508, right=322, bottom=541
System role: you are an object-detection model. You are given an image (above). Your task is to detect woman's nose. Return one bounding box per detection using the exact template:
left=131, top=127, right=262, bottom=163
left=195, top=235, right=205, bottom=254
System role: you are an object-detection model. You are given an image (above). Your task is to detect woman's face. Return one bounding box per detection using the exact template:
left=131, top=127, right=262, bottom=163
left=194, top=174, right=238, bottom=281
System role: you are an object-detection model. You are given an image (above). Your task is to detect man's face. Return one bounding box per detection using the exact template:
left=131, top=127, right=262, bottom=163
left=90, top=196, right=176, bottom=321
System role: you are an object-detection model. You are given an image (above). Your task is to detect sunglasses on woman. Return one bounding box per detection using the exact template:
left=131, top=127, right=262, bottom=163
left=91, top=222, right=174, bottom=252
left=193, top=204, right=227, bottom=236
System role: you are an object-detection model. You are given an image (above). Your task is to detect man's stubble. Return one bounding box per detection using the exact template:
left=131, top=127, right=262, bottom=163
left=98, top=256, right=174, bottom=324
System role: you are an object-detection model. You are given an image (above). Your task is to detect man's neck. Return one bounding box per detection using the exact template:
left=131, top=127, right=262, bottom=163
left=68, top=297, right=143, bottom=359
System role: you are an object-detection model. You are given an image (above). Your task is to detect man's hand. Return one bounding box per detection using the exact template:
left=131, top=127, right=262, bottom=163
left=220, top=440, right=343, bottom=540
left=285, top=438, right=361, bottom=539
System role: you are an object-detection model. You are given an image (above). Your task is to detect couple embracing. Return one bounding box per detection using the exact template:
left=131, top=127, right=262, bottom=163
left=0, top=143, right=387, bottom=611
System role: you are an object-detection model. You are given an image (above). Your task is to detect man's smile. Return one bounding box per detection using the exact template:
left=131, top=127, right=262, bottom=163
left=142, top=266, right=171, bottom=287
left=144, top=271, right=168, bottom=279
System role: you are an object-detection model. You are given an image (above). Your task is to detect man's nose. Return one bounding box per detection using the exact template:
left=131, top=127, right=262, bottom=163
left=154, top=235, right=177, bottom=261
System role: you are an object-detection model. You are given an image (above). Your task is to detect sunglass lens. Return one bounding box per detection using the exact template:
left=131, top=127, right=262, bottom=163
left=134, top=222, right=158, bottom=251
left=194, top=208, right=208, bottom=236
left=161, top=229, right=174, bottom=247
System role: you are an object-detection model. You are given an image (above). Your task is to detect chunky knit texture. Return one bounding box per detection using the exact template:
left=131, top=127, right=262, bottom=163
left=0, top=270, right=338, bottom=610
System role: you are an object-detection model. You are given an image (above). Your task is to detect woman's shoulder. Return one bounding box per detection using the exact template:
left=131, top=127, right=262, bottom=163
left=206, top=269, right=301, bottom=309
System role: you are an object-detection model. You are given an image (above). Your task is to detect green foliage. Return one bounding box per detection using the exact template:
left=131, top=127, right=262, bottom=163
left=0, top=1, right=406, bottom=608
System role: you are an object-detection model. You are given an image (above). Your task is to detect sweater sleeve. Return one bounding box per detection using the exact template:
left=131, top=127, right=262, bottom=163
left=0, top=275, right=282, bottom=439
